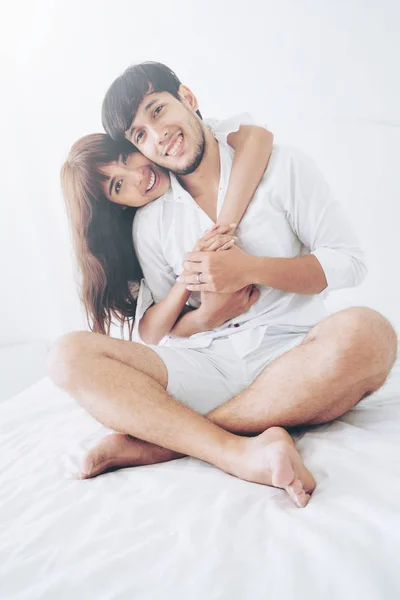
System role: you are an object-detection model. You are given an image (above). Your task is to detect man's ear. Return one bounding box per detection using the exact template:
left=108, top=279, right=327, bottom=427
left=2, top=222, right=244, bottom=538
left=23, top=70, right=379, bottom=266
left=178, top=85, right=199, bottom=113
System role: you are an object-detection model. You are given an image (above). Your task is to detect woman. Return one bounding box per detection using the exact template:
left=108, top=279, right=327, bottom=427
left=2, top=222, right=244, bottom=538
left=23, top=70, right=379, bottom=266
left=61, top=135, right=172, bottom=339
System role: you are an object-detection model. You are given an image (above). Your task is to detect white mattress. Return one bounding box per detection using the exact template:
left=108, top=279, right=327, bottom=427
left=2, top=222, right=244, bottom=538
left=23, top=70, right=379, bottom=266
left=1, top=352, right=400, bottom=600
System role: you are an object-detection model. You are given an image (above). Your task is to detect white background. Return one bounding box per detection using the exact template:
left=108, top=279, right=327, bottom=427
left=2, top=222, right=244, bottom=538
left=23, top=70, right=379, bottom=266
left=1, top=0, right=399, bottom=392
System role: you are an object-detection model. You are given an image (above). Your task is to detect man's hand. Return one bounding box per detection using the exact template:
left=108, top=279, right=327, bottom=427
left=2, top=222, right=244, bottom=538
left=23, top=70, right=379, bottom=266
left=197, top=286, right=260, bottom=330
left=178, top=245, right=253, bottom=293
left=177, top=225, right=236, bottom=286
left=173, top=226, right=259, bottom=337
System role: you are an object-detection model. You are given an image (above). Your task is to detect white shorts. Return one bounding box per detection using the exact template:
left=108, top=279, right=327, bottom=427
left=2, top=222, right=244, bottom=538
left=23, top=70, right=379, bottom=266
left=149, top=325, right=311, bottom=414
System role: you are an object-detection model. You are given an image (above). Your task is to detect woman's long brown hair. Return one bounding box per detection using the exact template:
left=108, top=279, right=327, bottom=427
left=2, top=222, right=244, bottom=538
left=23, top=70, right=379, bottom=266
left=61, top=134, right=143, bottom=339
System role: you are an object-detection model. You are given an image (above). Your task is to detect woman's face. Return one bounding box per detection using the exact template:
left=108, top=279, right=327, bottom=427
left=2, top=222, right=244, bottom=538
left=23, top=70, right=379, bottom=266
left=101, top=151, right=170, bottom=208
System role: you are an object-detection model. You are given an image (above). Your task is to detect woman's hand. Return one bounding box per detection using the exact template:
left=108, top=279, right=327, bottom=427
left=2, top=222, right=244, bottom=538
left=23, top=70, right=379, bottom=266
left=192, top=223, right=237, bottom=252
left=198, top=285, right=260, bottom=329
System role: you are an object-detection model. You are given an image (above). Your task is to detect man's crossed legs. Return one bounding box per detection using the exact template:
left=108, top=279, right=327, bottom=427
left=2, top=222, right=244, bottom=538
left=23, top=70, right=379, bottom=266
left=47, top=307, right=397, bottom=507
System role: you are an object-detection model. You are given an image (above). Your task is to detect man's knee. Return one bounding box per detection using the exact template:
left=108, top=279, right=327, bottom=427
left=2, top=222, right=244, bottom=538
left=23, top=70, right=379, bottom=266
left=46, top=330, right=95, bottom=388
left=47, top=330, right=168, bottom=391
left=308, top=307, right=397, bottom=386
left=339, top=307, right=396, bottom=366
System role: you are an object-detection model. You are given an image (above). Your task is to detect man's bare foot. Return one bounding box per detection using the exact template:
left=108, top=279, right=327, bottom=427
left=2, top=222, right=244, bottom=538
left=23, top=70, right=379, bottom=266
left=79, top=433, right=183, bottom=479
left=79, top=429, right=315, bottom=507
left=226, top=427, right=316, bottom=508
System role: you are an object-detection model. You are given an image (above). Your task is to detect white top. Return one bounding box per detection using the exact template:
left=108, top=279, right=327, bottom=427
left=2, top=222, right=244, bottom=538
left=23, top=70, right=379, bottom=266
left=132, top=114, right=367, bottom=356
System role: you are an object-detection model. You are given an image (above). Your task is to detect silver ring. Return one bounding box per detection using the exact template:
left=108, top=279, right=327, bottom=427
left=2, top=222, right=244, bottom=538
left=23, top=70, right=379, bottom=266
left=196, top=273, right=202, bottom=283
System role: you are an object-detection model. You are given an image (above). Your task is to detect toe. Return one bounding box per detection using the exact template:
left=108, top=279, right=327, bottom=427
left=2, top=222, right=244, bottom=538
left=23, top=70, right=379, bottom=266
left=79, top=449, right=111, bottom=479
left=284, top=480, right=310, bottom=508
left=79, top=457, right=94, bottom=479
left=297, top=491, right=311, bottom=508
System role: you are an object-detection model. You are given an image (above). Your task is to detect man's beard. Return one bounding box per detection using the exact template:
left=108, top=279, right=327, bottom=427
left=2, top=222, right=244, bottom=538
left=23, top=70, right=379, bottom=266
left=170, top=121, right=206, bottom=176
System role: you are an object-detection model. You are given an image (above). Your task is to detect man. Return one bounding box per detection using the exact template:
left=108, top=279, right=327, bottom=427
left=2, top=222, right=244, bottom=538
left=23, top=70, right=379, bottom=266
left=48, top=63, right=397, bottom=508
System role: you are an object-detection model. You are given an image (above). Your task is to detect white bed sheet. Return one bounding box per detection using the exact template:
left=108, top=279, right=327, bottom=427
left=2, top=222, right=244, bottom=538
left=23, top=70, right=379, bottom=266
left=1, top=352, right=400, bottom=600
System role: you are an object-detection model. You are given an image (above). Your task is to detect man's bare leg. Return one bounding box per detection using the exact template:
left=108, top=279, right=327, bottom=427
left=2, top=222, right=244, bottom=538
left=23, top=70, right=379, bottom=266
left=47, top=331, right=315, bottom=507
left=77, top=307, right=396, bottom=479
left=48, top=307, right=396, bottom=505
left=76, top=308, right=396, bottom=477
left=207, top=307, right=397, bottom=433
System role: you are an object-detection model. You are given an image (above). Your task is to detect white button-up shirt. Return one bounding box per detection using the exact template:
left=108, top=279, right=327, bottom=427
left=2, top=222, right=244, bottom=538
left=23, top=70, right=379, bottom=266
left=132, top=115, right=367, bottom=356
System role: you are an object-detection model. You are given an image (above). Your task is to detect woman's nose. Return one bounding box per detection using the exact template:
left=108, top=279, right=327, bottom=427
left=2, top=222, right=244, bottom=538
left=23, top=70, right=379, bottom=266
left=130, top=169, right=145, bottom=189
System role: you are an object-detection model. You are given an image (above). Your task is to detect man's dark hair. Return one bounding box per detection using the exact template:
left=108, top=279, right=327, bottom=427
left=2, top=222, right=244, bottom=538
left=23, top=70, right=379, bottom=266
left=102, top=61, right=202, bottom=141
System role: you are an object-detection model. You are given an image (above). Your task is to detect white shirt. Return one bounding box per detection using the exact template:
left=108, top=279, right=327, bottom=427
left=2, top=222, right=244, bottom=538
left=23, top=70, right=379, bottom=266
left=132, top=114, right=367, bottom=356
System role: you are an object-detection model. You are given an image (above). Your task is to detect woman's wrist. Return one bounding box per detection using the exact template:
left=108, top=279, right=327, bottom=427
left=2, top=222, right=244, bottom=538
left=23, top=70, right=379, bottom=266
left=195, top=305, right=223, bottom=331
left=170, top=306, right=208, bottom=338
left=173, top=280, right=192, bottom=302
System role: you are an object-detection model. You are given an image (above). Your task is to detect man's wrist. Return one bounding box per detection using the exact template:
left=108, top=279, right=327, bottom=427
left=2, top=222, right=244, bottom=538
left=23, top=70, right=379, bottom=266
left=244, top=254, right=265, bottom=286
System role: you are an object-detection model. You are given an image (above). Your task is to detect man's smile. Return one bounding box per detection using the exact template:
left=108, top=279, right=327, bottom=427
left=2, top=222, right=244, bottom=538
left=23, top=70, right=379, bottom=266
left=165, top=133, right=184, bottom=157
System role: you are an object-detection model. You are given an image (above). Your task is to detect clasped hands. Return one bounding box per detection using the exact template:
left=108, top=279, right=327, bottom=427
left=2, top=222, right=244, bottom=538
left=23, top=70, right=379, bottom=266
left=177, top=224, right=260, bottom=329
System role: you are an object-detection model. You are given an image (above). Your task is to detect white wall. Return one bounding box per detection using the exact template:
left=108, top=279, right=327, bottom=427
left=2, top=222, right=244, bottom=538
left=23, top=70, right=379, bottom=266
left=1, top=0, right=399, bottom=351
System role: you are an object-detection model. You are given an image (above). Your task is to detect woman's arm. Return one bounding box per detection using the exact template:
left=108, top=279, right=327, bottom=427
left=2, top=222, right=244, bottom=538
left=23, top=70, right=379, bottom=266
left=170, top=284, right=259, bottom=338
left=138, top=281, right=191, bottom=345
left=217, top=125, right=274, bottom=226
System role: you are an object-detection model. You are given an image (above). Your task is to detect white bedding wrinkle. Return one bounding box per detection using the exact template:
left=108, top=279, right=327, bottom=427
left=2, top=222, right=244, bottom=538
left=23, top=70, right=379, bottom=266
left=1, top=352, right=400, bottom=600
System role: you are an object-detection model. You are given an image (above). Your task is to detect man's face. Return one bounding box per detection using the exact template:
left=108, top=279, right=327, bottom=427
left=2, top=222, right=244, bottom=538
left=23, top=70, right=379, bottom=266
left=124, top=87, right=206, bottom=175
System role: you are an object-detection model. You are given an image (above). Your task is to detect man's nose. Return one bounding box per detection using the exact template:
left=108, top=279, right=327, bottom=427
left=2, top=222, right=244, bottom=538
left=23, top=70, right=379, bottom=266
left=157, top=128, right=170, bottom=147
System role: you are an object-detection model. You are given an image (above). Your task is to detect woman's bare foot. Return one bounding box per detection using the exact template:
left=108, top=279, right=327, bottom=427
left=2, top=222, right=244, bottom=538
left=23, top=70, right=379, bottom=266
left=79, top=433, right=183, bottom=479
left=225, top=427, right=316, bottom=507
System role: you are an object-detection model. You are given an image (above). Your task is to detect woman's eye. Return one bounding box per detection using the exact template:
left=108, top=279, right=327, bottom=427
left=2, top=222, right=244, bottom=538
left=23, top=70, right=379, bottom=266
left=121, top=153, right=128, bottom=165
left=136, top=131, right=144, bottom=143
left=115, top=180, right=122, bottom=194
left=154, top=105, right=163, bottom=117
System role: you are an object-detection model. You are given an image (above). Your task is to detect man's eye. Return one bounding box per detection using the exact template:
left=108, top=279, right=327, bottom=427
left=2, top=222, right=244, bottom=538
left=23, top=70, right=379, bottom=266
left=136, top=131, right=144, bottom=143
left=154, top=105, right=163, bottom=117
left=121, top=153, right=128, bottom=165
left=115, top=180, right=122, bottom=193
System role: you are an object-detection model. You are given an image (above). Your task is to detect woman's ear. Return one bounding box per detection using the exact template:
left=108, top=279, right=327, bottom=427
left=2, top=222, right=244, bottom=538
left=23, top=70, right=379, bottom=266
left=178, top=84, right=199, bottom=113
